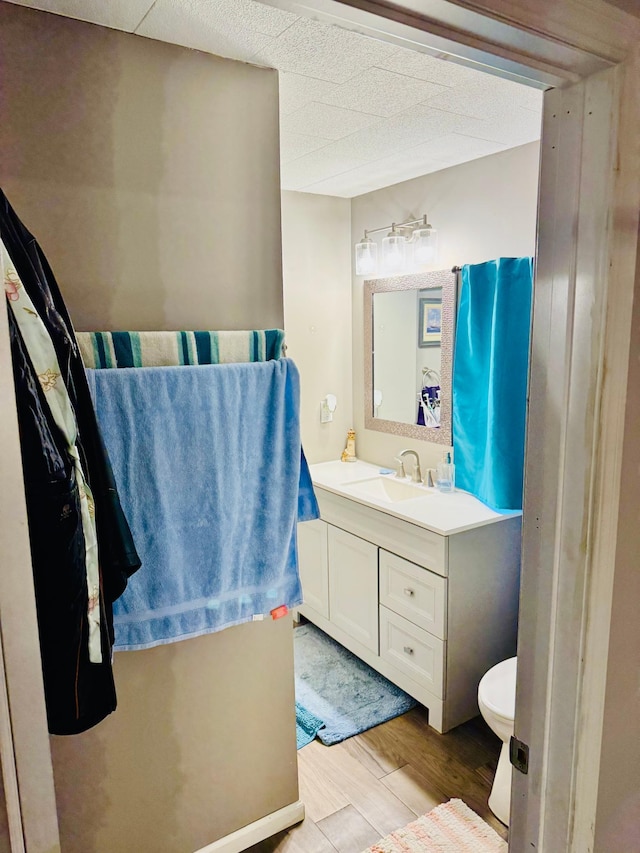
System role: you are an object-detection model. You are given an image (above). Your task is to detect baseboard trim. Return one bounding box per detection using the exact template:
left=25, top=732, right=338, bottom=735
left=193, top=801, right=305, bottom=853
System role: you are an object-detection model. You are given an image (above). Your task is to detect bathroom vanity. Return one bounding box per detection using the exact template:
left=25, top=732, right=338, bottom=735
left=297, top=460, right=521, bottom=733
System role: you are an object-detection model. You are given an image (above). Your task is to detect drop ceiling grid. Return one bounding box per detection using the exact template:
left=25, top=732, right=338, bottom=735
left=280, top=131, right=334, bottom=165
left=4, top=0, right=157, bottom=30
left=278, top=67, right=542, bottom=193
left=134, top=0, right=542, bottom=195
left=4, top=0, right=543, bottom=197
left=247, top=15, right=403, bottom=83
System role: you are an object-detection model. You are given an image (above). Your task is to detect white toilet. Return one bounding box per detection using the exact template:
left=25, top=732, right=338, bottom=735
left=478, top=656, right=517, bottom=826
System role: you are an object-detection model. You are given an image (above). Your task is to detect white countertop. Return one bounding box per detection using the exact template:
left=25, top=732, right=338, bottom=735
left=310, top=459, right=521, bottom=536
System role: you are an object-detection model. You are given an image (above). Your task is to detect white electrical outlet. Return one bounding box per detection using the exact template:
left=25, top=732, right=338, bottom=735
left=320, top=401, right=333, bottom=423
left=320, top=394, right=337, bottom=423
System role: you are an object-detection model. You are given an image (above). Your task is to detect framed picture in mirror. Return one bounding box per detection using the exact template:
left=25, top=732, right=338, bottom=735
left=418, top=296, right=442, bottom=347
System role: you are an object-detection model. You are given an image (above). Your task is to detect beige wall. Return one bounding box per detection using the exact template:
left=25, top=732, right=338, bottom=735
left=351, top=142, right=540, bottom=470
left=51, top=621, right=298, bottom=853
left=281, top=191, right=353, bottom=463
left=0, top=2, right=283, bottom=332
left=0, top=780, right=8, bottom=853
left=0, top=5, right=296, bottom=851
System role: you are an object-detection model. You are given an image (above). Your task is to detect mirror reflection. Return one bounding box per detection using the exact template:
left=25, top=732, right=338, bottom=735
left=364, top=270, right=456, bottom=446
left=372, top=288, right=443, bottom=427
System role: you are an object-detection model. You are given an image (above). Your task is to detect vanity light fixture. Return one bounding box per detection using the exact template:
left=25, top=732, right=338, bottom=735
left=412, top=215, right=438, bottom=265
left=355, top=232, right=378, bottom=276
left=381, top=225, right=406, bottom=273
left=354, top=214, right=437, bottom=276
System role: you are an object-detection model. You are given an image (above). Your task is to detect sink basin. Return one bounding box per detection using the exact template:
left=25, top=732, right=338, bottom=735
left=309, top=460, right=382, bottom=487
left=343, top=476, right=432, bottom=503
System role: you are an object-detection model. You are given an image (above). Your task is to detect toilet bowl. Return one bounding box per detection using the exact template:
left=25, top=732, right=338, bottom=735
left=478, top=656, right=517, bottom=826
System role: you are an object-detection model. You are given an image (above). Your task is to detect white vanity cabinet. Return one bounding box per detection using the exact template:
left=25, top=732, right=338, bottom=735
left=297, top=480, right=521, bottom=733
left=297, top=519, right=329, bottom=618
left=328, top=527, right=379, bottom=654
left=298, top=521, right=379, bottom=652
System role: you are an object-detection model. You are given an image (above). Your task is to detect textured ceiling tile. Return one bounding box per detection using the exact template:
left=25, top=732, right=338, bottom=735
left=136, top=0, right=295, bottom=60
left=405, top=133, right=507, bottom=164
left=318, top=66, right=447, bottom=118
left=424, top=72, right=544, bottom=121
left=325, top=106, right=464, bottom=163
left=3, top=0, right=154, bottom=30
left=302, top=154, right=449, bottom=198
left=280, top=130, right=333, bottom=164
left=281, top=102, right=380, bottom=141
left=305, top=131, right=507, bottom=197
left=454, top=107, right=542, bottom=146
left=278, top=73, right=340, bottom=117
left=376, top=48, right=490, bottom=88
left=223, top=0, right=298, bottom=37
left=294, top=176, right=353, bottom=198
left=280, top=146, right=370, bottom=190
left=251, top=16, right=400, bottom=83
left=464, top=73, right=544, bottom=112
left=423, top=86, right=523, bottom=121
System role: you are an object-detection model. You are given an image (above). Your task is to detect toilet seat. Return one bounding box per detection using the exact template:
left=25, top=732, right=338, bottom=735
left=478, top=656, right=516, bottom=721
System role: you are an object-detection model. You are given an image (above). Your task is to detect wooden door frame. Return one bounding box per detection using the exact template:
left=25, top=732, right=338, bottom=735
left=0, top=291, right=60, bottom=852
left=1, top=1, right=639, bottom=851
left=265, top=1, right=640, bottom=849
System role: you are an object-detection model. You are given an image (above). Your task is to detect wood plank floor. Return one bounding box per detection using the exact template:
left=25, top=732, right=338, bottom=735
left=246, top=707, right=508, bottom=853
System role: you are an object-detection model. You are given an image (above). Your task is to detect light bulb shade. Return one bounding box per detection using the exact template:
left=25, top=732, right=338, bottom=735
left=412, top=226, right=438, bottom=266
left=355, top=237, right=378, bottom=276
left=381, top=233, right=406, bottom=273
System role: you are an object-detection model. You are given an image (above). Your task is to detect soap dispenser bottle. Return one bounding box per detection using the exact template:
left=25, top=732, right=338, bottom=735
left=437, top=452, right=455, bottom=493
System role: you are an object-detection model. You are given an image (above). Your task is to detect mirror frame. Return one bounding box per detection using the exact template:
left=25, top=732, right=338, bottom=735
left=364, top=269, right=457, bottom=446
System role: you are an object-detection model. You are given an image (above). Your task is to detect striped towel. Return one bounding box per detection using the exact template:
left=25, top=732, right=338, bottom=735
left=77, top=329, right=285, bottom=369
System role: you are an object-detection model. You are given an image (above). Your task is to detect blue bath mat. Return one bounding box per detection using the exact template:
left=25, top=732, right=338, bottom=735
left=295, top=702, right=324, bottom=749
left=294, top=623, right=417, bottom=746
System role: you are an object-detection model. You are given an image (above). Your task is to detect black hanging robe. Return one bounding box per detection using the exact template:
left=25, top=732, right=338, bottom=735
left=1, top=190, right=141, bottom=734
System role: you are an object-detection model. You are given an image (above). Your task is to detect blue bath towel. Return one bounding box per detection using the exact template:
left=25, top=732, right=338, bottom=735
left=86, top=359, right=316, bottom=650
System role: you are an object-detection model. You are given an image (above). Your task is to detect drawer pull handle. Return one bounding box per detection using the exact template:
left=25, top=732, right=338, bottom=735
left=404, top=588, right=415, bottom=597
left=403, top=646, right=414, bottom=655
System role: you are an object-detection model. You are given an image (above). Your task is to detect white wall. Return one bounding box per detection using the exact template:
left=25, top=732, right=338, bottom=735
left=351, top=142, right=540, bottom=470
left=282, top=191, right=353, bottom=464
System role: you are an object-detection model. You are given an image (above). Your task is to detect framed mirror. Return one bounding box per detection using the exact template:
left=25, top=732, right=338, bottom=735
left=364, top=269, right=457, bottom=446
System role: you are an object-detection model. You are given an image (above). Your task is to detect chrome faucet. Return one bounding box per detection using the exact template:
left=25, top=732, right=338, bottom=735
left=397, top=449, right=422, bottom=483
left=393, top=457, right=407, bottom=479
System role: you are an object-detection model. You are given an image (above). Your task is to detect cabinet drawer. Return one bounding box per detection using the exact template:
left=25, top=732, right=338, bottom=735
left=379, top=551, right=446, bottom=639
left=316, top=489, right=448, bottom=576
left=379, top=607, right=444, bottom=698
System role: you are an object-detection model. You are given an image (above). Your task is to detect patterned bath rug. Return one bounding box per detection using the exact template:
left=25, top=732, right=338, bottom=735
left=294, top=623, right=416, bottom=745
left=295, top=701, right=324, bottom=750
left=362, top=799, right=507, bottom=852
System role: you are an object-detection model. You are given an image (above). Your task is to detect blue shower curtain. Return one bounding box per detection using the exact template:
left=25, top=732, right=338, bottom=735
left=452, top=257, right=534, bottom=511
